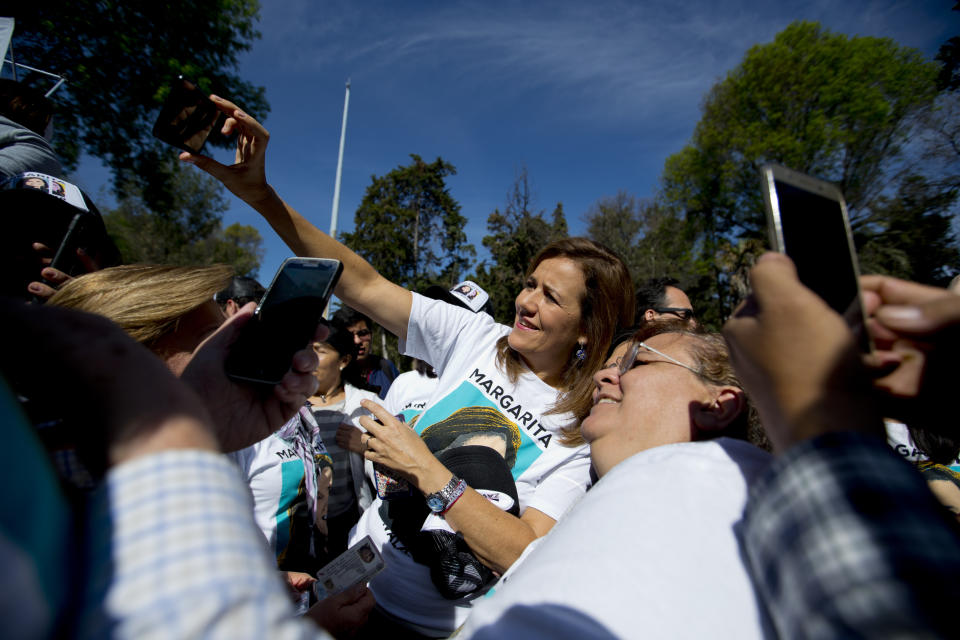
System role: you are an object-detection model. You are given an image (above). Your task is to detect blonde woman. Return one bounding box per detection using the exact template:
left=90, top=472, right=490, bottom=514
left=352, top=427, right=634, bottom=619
left=50, top=263, right=330, bottom=592
left=48, top=264, right=321, bottom=454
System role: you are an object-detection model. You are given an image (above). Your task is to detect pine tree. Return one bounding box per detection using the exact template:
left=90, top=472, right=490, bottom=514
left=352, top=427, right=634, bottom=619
left=472, top=168, right=567, bottom=323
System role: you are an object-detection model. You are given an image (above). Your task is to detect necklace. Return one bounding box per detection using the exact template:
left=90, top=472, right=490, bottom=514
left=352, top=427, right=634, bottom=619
left=316, top=384, right=344, bottom=404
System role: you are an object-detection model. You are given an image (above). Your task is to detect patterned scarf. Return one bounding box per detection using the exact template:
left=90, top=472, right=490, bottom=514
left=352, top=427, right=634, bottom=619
left=276, top=404, right=321, bottom=523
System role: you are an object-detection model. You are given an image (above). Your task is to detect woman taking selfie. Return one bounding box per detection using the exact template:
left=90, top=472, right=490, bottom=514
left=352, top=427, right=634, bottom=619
left=183, top=96, right=635, bottom=637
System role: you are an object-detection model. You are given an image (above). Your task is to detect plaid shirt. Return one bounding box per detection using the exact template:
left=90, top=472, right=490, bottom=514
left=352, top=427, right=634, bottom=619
left=742, top=432, right=960, bottom=639
left=76, top=450, right=330, bottom=639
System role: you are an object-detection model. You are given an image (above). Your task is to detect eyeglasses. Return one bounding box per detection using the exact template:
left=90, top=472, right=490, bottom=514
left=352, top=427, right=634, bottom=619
left=652, top=307, right=695, bottom=321
left=616, top=340, right=703, bottom=378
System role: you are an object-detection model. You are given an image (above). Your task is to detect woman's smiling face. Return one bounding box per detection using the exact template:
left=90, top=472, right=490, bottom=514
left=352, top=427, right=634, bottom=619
left=580, top=333, right=714, bottom=466
left=507, top=256, right=587, bottom=380
left=311, top=341, right=348, bottom=389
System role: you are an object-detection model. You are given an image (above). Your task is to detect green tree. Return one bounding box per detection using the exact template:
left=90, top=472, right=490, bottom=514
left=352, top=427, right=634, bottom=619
left=472, top=168, right=567, bottom=323
left=13, top=1, right=270, bottom=273
left=11, top=2, right=267, bottom=186
left=341, top=154, right=474, bottom=292
left=102, top=160, right=263, bottom=276
left=857, top=175, right=959, bottom=285
left=190, top=223, right=265, bottom=278
left=658, top=20, right=944, bottom=323
left=340, top=154, right=474, bottom=367
left=585, top=191, right=645, bottom=275
left=935, top=3, right=960, bottom=91
left=585, top=191, right=702, bottom=303
left=550, top=202, right=568, bottom=239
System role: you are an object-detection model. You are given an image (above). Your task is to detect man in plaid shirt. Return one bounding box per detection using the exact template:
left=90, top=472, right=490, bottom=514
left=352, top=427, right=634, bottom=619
left=725, top=253, right=960, bottom=639
left=2, top=301, right=371, bottom=638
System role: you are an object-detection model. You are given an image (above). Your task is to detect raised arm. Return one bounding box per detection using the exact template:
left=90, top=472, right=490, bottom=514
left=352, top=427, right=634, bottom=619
left=181, top=95, right=411, bottom=338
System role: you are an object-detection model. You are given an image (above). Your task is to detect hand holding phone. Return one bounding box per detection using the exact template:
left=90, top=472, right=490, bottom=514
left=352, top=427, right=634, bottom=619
left=760, top=164, right=872, bottom=352
left=152, top=76, right=222, bottom=154
left=225, top=257, right=343, bottom=385
left=723, top=252, right=885, bottom=453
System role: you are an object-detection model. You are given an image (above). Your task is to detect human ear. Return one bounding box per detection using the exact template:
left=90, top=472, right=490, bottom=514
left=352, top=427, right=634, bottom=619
left=693, top=387, right=745, bottom=433
left=644, top=308, right=657, bottom=322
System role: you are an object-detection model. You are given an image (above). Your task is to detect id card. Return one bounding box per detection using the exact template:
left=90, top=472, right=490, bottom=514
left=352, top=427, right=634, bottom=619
left=313, top=535, right=385, bottom=601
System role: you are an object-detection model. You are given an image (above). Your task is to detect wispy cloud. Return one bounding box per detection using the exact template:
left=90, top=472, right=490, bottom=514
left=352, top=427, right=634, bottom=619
left=253, top=0, right=950, bottom=131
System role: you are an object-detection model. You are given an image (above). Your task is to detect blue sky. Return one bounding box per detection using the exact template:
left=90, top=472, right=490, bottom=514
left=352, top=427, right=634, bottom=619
left=75, top=0, right=956, bottom=282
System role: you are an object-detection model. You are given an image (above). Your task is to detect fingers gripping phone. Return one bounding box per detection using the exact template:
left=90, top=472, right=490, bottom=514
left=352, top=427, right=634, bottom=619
left=225, top=258, right=343, bottom=385
left=152, top=76, right=222, bottom=154
left=760, top=164, right=872, bottom=352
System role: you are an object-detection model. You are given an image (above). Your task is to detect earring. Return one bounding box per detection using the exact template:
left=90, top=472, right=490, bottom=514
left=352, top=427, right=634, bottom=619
left=575, top=343, right=586, bottom=363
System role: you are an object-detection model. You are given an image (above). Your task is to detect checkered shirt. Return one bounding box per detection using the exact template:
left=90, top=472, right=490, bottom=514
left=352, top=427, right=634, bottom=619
left=76, top=450, right=330, bottom=639
left=742, top=432, right=960, bottom=639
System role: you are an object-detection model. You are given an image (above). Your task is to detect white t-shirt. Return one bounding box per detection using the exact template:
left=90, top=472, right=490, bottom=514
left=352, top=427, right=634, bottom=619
left=459, top=439, right=773, bottom=639
left=383, top=369, right=440, bottom=421
left=228, top=412, right=330, bottom=569
left=350, top=293, right=592, bottom=635
left=886, top=419, right=960, bottom=471
left=310, top=384, right=382, bottom=518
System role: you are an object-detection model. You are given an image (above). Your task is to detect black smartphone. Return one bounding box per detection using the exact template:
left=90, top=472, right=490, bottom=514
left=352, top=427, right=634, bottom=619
left=760, top=163, right=872, bottom=352
left=225, top=257, right=343, bottom=385
left=151, top=76, right=221, bottom=154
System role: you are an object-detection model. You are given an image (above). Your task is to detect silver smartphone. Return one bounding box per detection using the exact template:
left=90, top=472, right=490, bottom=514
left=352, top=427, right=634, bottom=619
left=760, top=163, right=872, bottom=352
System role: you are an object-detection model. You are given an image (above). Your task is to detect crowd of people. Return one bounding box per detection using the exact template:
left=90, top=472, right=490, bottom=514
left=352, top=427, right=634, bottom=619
left=2, top=82, right=960, bottom=639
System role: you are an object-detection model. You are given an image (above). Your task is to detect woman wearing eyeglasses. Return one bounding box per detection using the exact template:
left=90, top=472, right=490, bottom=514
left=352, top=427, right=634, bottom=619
left=584, top=325, right=758, bottom=475
left=459, top=322, right=771, bottom=639
left=184, top=96, right=635, bottom=637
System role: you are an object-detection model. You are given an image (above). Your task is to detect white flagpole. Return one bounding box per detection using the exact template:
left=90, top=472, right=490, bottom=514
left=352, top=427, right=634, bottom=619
left=325, top=79, right=350, bottom=319
left=330, top=79, right=350, bottom=238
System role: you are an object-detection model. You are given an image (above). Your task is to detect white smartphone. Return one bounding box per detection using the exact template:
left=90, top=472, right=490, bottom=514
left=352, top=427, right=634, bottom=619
left=760, top=163, right=872, bottom=352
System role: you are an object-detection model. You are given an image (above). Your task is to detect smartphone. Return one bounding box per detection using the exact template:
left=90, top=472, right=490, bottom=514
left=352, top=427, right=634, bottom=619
left=225, top=257, right=343, bottom=385
left=151, top=76, right=221, bottom=153
left=760, top=164, right=872, bottom=352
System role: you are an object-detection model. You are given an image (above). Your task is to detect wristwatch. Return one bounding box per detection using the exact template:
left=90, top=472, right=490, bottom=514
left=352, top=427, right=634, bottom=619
left=425, top=475, right=467, bottom=514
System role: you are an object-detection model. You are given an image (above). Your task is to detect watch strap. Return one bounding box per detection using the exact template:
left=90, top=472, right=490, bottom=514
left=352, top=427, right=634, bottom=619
left=426, top=475, right=467, bottom=514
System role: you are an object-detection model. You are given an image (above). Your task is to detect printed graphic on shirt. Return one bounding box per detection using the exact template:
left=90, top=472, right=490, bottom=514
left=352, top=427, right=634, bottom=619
left=276, top=459, right=312, bottom=570
left=887, top=421, right=960, bottom=472
left=396, top=401, right=427, bottom=423
left=411, top=367, right=555, bottom=481
left=314, top=439, right=333, bottom=475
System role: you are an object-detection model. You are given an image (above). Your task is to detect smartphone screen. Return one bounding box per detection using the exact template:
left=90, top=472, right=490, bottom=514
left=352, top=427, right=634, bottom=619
left=152, top=76, right=221, bottom=154
left=761, top=164, right=871, bottom=352
left=225, top=257, right=343, bottom=385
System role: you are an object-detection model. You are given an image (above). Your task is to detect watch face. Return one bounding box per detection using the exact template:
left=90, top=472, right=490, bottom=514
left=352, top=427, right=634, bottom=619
left=426, top=496, right=445, bottom=512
